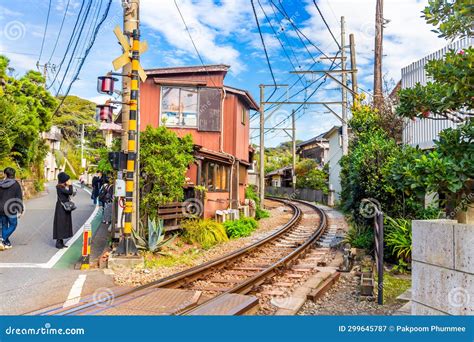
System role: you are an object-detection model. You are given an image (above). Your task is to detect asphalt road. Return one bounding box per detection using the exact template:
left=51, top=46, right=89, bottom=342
left=0, top=182, right=113, bottom=315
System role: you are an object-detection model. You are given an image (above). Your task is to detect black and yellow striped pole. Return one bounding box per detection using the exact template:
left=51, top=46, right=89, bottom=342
left=116, top=29, right=141, bottom=256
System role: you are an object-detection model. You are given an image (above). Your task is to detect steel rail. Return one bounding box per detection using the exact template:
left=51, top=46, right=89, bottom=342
left=182, top=198, right=328, bottom=315
left=33, top=197, right=303, bottom=316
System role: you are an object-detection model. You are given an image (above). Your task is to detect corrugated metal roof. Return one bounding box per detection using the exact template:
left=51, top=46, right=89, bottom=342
left=145, top=64, right=230, bottom=75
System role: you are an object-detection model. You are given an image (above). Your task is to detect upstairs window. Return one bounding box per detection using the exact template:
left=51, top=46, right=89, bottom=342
left=161, top=86, right=198, bottom=127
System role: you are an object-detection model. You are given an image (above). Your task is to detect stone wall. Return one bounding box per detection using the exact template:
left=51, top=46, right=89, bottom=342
left=412, top=219, right=474, bottom=315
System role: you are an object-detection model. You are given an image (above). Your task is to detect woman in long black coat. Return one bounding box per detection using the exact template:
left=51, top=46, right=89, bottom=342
left=53, top=172, right=74, bottom=249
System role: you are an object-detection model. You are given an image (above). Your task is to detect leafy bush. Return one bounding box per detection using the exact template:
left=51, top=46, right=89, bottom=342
left=245, top=185, right=270, bottom=220
left=224, top=217, right=258, bottom=239
left=255, top=209, right=270, bottom=220
left=181, top=219, right=228, bottom=249
left=295, top=159, right=329, bottom=193
left=140, top=126, right=194, bottom=221
left=344, top=223, right=374, bottom=250
left=385, top=216, right=412, bottom=264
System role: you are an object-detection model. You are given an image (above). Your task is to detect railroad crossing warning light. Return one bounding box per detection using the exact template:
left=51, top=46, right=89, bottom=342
left=95, top=103, right=116, bottom=123
left=97, top=75, right=118, bottom=95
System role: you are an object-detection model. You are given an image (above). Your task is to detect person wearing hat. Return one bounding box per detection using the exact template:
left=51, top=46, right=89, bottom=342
left=53, top=172, right=75, bottom=249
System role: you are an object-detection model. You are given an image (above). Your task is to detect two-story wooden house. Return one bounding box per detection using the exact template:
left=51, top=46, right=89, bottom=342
left=140, top=64, right=259, bottom=218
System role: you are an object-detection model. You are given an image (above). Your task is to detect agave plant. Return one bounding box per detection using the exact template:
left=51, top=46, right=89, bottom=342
left=133, top=217, right=177, bottom=254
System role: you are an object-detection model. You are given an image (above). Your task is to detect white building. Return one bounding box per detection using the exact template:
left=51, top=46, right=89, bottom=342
left=323, top=126, right=343, bottom=202
left=42, top=126, right=63, bottom=181
left=402, top=37, right=472, bottom=149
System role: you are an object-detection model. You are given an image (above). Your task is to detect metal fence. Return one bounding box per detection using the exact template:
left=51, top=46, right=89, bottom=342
left=266, top=186, right=327, bottom=204
left=373, top=210, right=384, bottom=305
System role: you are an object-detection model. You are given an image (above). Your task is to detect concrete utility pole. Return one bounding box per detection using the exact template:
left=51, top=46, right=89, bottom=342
left=340, top=16, right=348, bottom=156
left=259, top=85, right=265, bottom=208
left=291, top=109, right=296, bottom=191
left=373, top=0, right=384, bottom=110
left=349, top=33, right=358, bottom=102
left=121, top=0, right=139, bottom=152
left=36, top=61, right=50, bottom=89
left=122, top=0, right=140, bottom=246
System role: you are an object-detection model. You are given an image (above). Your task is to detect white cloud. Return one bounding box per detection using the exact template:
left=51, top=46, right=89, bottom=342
left=300, top=0, right=447, bottom=89
left=140, top=0, right=254, bottom=73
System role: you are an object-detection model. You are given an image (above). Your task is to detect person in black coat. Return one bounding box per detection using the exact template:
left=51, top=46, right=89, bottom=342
left=53, top=172, right=75, bottom=249
left=0, top=167, right=23, bottom=250
left=91, top=171, right=103, bottom=205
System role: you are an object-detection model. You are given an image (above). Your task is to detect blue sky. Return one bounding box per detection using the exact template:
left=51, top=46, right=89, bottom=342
left=0, top=0, right=448, bottom=147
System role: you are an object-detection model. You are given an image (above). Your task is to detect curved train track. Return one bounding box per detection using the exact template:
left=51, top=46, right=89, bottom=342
left=32, top=198, right=329, bottom=316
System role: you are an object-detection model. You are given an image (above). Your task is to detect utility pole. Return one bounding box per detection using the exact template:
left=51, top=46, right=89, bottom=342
left=259, top=84, right=265, bottom=208
left=80, top=124, right=85, bottom=169
left=340, top=16, right=348, bottom=156
left=121, top=0, right=139, bottom=253
left=349, top=33, right=358, bottom=102
left=121, top=0, right=139, bottom=152
left=291, top=109, right=296, bottom=192
left=373, top=0, right=384, bottom=110
left=36, top=61, right=50, bottom=89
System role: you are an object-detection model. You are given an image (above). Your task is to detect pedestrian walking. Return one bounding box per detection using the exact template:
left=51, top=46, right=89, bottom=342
left=53, top=172, right=76, bottom=249
left=79, top=173, right=86, bottom=189
left=0, top=167, right=23, bottom=250
left=98, top=177, right=114, bottom=224
left=91, top=171, right=103, bottom=205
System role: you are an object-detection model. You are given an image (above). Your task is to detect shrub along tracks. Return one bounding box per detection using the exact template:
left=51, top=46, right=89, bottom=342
left=31, top=198, right=337, bottom=316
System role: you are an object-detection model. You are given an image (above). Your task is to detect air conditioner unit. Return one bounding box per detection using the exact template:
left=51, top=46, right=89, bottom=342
left=227, top=209, right=239, bottom=221
left=239, top=205, right=250, bottom=218
left=215, top=210, right=226, bottom=223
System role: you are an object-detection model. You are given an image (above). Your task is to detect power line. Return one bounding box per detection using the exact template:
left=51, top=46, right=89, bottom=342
left=56, top=0, right=94, bottom=96
left=173, top=0, right=219, bottom=88
left=251, top=0, right=278, bottom=101
left=271, top=0, right=330, bottom=59
left=38, top=0, right=52, bottom=62
left=53, top=0, right=113, bottom=116
left=47, top=0, right=72, bottom=64
left=47, top=0, right=87, bottom=89
left=257, top=0, right=305, bottom=87
left=312, top=0, right=341, bottom=49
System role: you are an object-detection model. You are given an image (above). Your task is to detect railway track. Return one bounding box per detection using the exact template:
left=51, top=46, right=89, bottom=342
left=31, top=198, right=332, bottom=316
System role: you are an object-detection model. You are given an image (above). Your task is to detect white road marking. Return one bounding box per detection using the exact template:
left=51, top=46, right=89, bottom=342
left=0, top=185, right=99, bottom=269
left=63, top=274, right=87, bottom=308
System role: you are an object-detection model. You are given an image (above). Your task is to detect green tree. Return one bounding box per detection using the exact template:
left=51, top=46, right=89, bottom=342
left=0, top=55, right=57, bottom=170
left=397, top=1, right=473, bottom=122
left=295, top=159, right=328, bottom=193
left=140, top=126, right=195, bottom=221
left=423, top=0, right=473, bottom=40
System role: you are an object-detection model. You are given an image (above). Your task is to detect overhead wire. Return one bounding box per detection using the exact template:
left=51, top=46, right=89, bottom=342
left=53, top=0, right=113, bottom=116
left=312, top=0, right=341, bottom=49
left=47, top=0, right=87, bottom=89
left=55, top=0, right=94, bottom=96
left=38, top=0, right=52, bottom=62
left=47, top=0, right=72, bottom=64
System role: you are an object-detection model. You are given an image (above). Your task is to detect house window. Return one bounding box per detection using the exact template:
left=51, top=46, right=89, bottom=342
left=161, top=86, right=198, bottom=127
left=241, top=107, right=247, bottom=125
left=201, top=161, right=230, bottom=192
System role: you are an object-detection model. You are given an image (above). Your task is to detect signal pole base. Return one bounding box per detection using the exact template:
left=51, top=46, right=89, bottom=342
left=115, top=235, right=138, bottom=256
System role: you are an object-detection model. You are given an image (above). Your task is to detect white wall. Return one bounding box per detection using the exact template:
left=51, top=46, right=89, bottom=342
left=327, top=132, right=342, bottom=201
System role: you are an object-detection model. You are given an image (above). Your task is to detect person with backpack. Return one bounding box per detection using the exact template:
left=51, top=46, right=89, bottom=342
left=98, top=177, right=113, bottom=224
left=0, top=167, right=23, bottom=250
